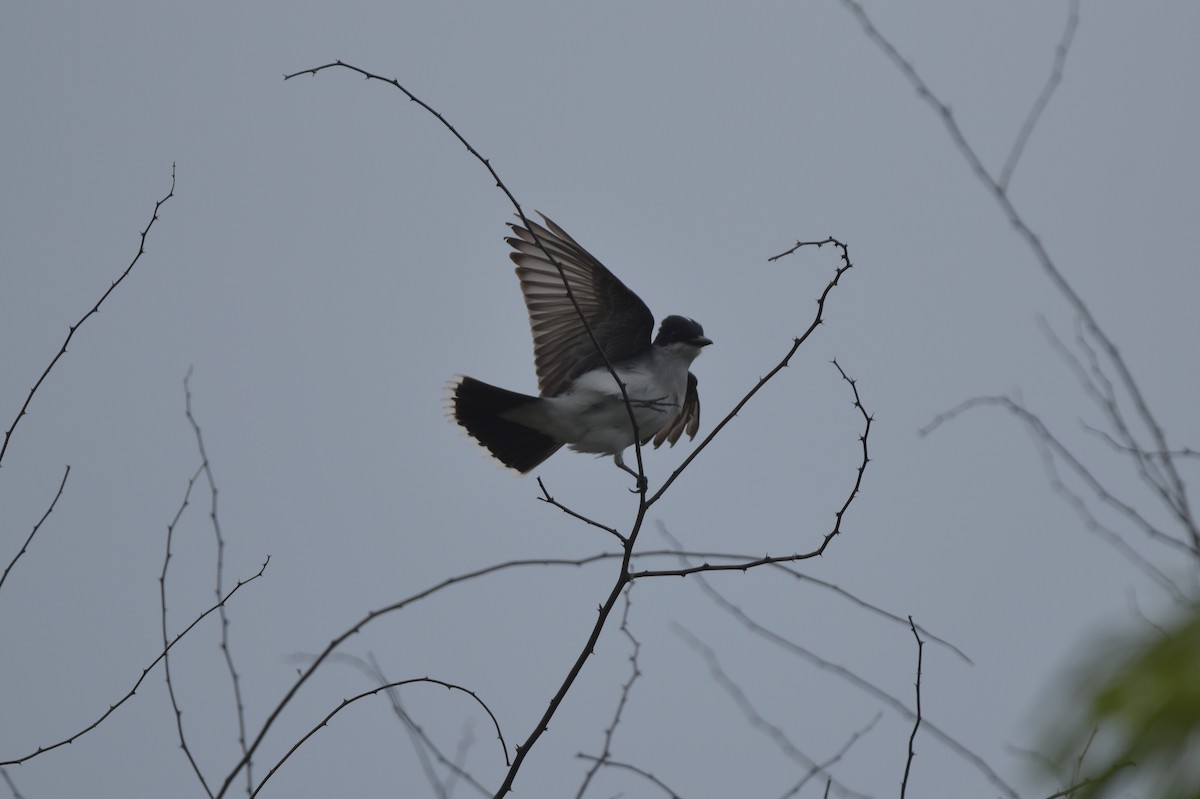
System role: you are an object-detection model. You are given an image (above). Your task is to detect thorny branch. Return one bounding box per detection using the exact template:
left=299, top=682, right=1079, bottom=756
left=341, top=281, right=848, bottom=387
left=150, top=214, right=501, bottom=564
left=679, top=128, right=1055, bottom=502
left=900, top=617, right=925, bottom=799
left=0, top=557, right=268, bottom=767
left=574, top=585, right=640, bottom=799
left=160, top=461, right=214, bottom=797
left=1, top=465, right=69, bottom=594
left=184, top=370, right=254, bottom=794
left=1, top=166, right=176, bottom=472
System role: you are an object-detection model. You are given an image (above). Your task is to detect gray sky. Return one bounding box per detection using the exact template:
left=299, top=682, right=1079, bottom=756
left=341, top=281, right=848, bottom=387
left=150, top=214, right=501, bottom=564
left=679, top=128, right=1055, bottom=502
left=2, top=2, right=1198, bottom=797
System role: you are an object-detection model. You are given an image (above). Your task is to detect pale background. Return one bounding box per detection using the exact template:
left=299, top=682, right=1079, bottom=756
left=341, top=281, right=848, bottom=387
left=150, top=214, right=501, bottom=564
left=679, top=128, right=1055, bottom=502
left=2, top=2, right=1198, bottom=797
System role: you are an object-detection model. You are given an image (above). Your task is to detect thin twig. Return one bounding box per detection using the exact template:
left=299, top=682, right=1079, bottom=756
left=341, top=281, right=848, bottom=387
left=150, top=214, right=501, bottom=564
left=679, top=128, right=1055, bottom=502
left=767, top=563, right=972, bottom=665
left=184, top=369, right=253, bottom=794
left=314, top=651, right=490, bottom=798
left=160, top=462, right=213, bottom=796
left=999, top=0, right=1080, bottom=192
left=922, top=395, right=1194, bottom=595
left=214, top=553, right=623, bottom=798
left=687, top=565, right=1018, bottom=798
left=250, top=677, right=506, bottom=798
left=0, top=165, right=175, bottom=471
left=778, top=713, right=882, bottom=799
left=574, top=755, right=683, bottom=798
left=0, top=557, right=268, bottom=766
left=900, top=617, right=924, bottom=799
left=574, top=585, right=640, bottom=799
left=840, top=0, right=1198, bottom=555
left=538, top=477, right=626, bottom=543
left=0, top=465, right=70, bottom=594
left=636, top=360, right=871, bottom=578
left=672, top=625, right=867, bottom=799
left=648, top=240, right=855, bottom=507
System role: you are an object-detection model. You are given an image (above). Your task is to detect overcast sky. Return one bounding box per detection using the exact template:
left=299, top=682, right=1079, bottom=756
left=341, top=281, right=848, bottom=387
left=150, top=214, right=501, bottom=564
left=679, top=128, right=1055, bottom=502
left=2, top=2, right=1198, bottom=797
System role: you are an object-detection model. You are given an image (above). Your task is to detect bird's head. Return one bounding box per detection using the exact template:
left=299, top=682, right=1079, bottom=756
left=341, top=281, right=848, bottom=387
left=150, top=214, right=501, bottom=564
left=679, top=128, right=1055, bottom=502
left=654, top=315, right=712, bottom=353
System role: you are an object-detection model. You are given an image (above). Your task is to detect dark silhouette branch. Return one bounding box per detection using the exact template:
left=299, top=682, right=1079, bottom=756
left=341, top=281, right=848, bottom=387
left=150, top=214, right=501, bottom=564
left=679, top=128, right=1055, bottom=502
left=0, top=557, right=268, bottom=767
left=574, top=584, right=640, bottom=799
left=1, top=464, right=69, bottom=594
left=215, top=553, right=620, bottom=798
left=160, top=461, right=213, bottom=797
left=249, top=677, right=506, bottom=799
left=0, top=165, right=175, bottom=472
left=316, top=651, right=490, bottom=798
left=900, top=617, right=924, bottom=799
left=538, top=477, right=626, bottom=543
left=636, top=360, right=871, bottom=577
left=184, top=369, right=253, bottom=794
left=649, top=239, right=855, bottom=507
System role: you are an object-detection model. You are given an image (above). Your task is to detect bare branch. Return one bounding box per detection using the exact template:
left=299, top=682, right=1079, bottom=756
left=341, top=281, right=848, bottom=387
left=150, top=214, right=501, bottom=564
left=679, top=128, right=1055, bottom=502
left=0, top=557, right=268, bottom=766
left=1, top=165, right=175, bottom=471
left=673, top=624, right=867, bottom=798
left=686, top=565, right=1018, bottom=798
left=215, top=552, right=621, bottom=798
left=574, top=585, right=640, bottom=799
left=0, top=767, right=25, bottom=799
left=840, top=0, right=1197, bottom=556
left=636, top=361, right=871, bottom=577
left=1, top=464, right=69, bottom=594
left=767, top=563, right=972, bottom=665
left=900, top=617, right=924, bottom=799
left=315, top=651, right=491, bottom=798
left=778, top=713, right=882, bottom=799
left=249, top=677, right=506, bottom=799
left=574, top=755, right=684, bottom=798
left=922, top=395, right=1195, bottom=594
left=537, top=477, right=626, bottom=543
left=648, top=240, right=856, bottom=506
left=184, top=369, right=253, bottom=794
left=159, top=461, right=213, bottom=796
left=1000, top=0, right=1081, bottom=191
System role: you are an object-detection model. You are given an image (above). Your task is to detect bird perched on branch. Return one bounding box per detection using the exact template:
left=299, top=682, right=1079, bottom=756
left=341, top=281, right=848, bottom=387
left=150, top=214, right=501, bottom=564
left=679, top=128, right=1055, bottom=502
left=449, top=215, right=711, bottom=482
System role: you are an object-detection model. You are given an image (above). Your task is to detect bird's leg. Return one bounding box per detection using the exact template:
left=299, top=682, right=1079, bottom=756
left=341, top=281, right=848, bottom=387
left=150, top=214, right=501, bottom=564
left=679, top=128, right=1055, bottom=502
left=613, top=451, right=647, bottom=493
left=629, top=395, right=676, bottom=413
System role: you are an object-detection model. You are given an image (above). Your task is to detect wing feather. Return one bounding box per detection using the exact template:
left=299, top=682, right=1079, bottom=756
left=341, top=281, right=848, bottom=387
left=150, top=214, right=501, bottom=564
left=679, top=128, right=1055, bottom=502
left=508, top=215, right=655, bottom=396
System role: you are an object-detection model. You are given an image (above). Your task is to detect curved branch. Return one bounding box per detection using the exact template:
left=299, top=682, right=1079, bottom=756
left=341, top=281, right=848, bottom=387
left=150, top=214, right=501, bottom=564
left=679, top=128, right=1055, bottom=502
left=250, top=678, right=507, bottom=798
left=0, top=557, right=267, bottom=767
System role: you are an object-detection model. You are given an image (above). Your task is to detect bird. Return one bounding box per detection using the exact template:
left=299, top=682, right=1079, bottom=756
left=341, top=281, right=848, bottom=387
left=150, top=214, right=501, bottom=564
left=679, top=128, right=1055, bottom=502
left=449, top=214, right=712, bottom=483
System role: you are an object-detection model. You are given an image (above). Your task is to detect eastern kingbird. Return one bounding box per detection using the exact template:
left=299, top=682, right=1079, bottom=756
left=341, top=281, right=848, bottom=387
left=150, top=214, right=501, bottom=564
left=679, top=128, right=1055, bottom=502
left=449, top=215, right=712, bottom=480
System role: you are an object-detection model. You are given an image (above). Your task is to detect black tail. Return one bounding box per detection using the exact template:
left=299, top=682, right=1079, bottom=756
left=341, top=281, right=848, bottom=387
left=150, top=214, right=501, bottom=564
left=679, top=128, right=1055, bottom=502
left=449, top=377, right=562, bottom=473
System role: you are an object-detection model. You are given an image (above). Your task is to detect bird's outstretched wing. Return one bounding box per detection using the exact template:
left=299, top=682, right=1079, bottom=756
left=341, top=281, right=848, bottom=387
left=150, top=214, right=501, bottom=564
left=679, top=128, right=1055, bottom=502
left=508, top=215, right=655, bottom=397
left=648, top=372, right=702, bottom=448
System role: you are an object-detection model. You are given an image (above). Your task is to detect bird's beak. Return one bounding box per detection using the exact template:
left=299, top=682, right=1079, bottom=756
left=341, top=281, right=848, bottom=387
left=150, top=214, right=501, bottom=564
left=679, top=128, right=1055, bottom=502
left=693, top=336, right=713, bottom=347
